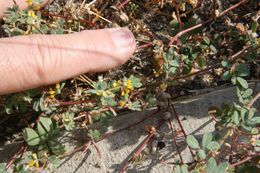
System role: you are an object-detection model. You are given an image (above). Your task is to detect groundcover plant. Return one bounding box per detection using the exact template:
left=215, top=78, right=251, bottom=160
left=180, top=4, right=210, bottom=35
left=0, top=0, right=259, bottom=172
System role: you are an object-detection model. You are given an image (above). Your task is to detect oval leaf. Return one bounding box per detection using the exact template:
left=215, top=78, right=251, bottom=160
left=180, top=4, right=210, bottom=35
left=181, top=164, right=188, bottom=173
left=206, top=157, right=217, bottom=172
left=202, top=133, right=212, bottom=149
left=198, top=149, right=206, bottom=160
left=233, top=111, right=240, bottom=125
left=221, top=60, right=230, bottom=68
left=242, top=88, right=253, bottom=98
left=235, top=64, right=249, bottom=77
left=236, top=77, right=248, bottom=89
left=217, top=162, right=228, bottom=173
left=39, top=116, right=54, bottom=134
left=207, top=141, right=220, bottom=151
left=23, top=128, right=40, bottom=146
left=37, top=122, right=49, bottom=141
left=186, top=135, right=199, bottom=149
left=221, top=71, right=231, bottom=81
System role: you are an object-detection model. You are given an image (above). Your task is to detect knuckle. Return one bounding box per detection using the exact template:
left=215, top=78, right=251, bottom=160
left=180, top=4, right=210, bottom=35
left=29, top=35, right=52, bottom=85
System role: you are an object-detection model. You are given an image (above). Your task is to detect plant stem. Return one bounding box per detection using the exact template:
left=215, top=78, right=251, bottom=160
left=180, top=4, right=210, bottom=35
left=168, top=0, right=248, bottom=47
left=170, top=104, right=195, bottom=159
left=249, top=92, right=260, bottom=107
left=119, top=131, right=156, bottom=173
left=231, top=153, right=259, bottom=167
left=118, top=119, right=166, bottom=173
left=167, top=119, right=183, bottom=163
left=99, top=109, right=159, bottom=141
left=5, top=144, right=27, bottom=170
left=117, top=0, right=130, bottom=9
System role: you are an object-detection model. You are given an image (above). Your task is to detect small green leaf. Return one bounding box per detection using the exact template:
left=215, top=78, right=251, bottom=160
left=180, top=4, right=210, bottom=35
left=48, top=139, right=65, bottom=155
left=235, top=64, right=249, bottom=77
left=221, top=60, right=231, bottom=68
left=198, top=149, right=206, bottom=160
left=231, top=75, right=237, bottom=85
left=248, top=108, right=256, bottom=119
left=249, top=117, right=260, bottom=125
left=169, top=67, right=178, bottom=74
left=170, top=19, right=179, bottom=30
left=182, top=64, right=192, bottom=75
left=233, top=111, right=240, bottom=125
left=37, top=122, right=49, bottom=141
left=207, top=141, right=220, bottom=151
left=0, top=163, right=5, bottom=173
left=217, top=162, right=228, bottom=173
left=169, top=60, right=180, bottom=67
left=130, top=75, right=142, bottom=88
left=236, top=77, right=248, bottom=89
left=100, top=114, right=109, bottom=127
left=37, top=116, right=54, bottom=139
left=88, top=129, right=101, bottom=140
left=186, top=135, right=199, bottom=149
left=206, top=157, right=217, bottom=172
left=181, top=164, right=188, bottom=173
left=242, top=88, right=253, bottom=98
left=251, top=128, right=258, bottom=135
left=128, top=101, right=141, bottom=111
left=240, top=108, right=247, bottom=122
left=198, top=57, right=207, bottom=69
left=210, top=45, right=217, bottom=53
left=101, top=97, right=117, bottom=106
left=251, top=21, right=258, bottom=32
left=23, top=128, right=40, bottom=146
left=175, top=165, right=181, bottom=173
left=167, top=47, right=174, bottom=59
left=202, top=133, right=212, bottom=149
left=203, top=36, right=210, bottom=45
left=255, top=140, right=260, bottom=147
left=62, top=112, right=75, bottom=131
left=93, top=81, right=107, bottom=90
left=221, top=71, right=231, bottom=81
left=48, top=156, right=60, bottom=171
left=37, top=143, right=49, bottom=158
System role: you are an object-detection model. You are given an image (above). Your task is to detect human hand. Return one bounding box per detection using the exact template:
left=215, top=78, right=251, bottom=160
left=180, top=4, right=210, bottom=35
left=0, top=0, right=136, bottom=95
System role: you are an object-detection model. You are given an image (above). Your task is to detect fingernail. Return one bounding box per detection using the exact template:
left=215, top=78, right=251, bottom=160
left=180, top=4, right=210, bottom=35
left=109, top=28, right=135, bottom=48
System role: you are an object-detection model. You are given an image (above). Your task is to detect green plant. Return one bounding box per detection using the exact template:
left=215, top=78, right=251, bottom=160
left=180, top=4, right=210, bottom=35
left=61, top=112, right=75, bottom=131
left=0, top=0, right=259, bottom=172
left=23, top=116, right=65, bottom=155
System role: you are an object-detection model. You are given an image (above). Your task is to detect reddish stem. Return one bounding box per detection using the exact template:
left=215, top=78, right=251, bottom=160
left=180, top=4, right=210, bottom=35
left=117, top=0, right=130, bottom=10
left=168, top=0, right=248, bottom=47
left=249, top=92, right=260, bottom=107
left=231, top=153, right=259, bottom=167
left=228, top=134, right=238, bottom=163
left=170, top=104, right=195, bottom=159
left=137, top=42, right=154, bottom=50
left=5, top=144, right=27, bottom=170
left=167, top=119, right=183, bottom=164
left=99, top=110, right=159, bottom=141
left=174, top=1, right=184, bottom=30
left=119, top=131, right=156, bottom=173
left=119, top=120, right=166, bottom=173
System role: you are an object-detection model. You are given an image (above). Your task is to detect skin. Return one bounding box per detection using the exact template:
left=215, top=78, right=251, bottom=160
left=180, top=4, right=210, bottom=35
left=0, top=0, right=136, bottom=95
